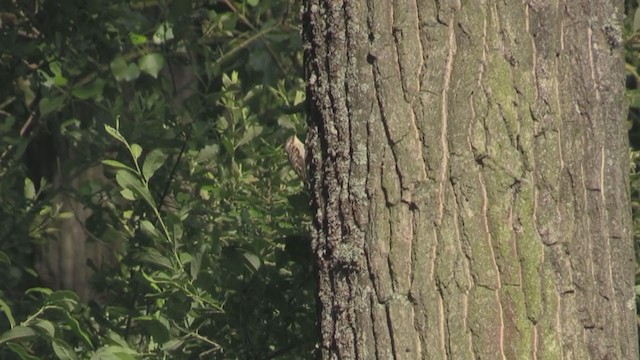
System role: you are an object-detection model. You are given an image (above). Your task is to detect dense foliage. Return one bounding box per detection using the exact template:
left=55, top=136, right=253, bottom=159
left=2, top=0, right=640, bottom=359
left=0, top=0, right=315, bottom=358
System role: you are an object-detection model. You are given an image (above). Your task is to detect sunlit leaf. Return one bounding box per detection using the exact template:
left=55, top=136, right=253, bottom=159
left=139, top=53, right=165, bottom=78
left=116, top=170, right=155, bottom=207
left=142, top=149, right=167, bottom=181
left=110, top=57, right=141, bottom=82
left=153, top=22, right=174, bottom=44
left=130, top=144, right=143, bottom=161
left=104, top=124, right=127, bottom=144
left=24, top=178, right=36, bottom=200
left=120, top=189, right=136, bottom=201
left=102, top=160, right=136, bottom=173
left=242, top=251, right=261, bottom=272
left=129, top=32, right=147, bottom=45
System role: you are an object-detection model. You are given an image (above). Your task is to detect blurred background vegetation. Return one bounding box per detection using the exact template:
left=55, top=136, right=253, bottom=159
left=1, top=0, right=640, bottom=358
left=0, top=0, right=315, bottom=358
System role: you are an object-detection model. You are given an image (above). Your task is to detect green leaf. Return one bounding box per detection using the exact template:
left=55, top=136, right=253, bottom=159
left=52, top=338, right=78, bottom=360
left=0, top=326, right=38, bottom=345
left=0, top=116, right=16, bottom=132
left=91, top=345, right=137, bottom=360
left=277, top=116, right=296, bottom=130
left=179, top=252, right=192, bottom=264
left=47, top=290, right=79, bottom=304
left=0, top=298, right=16, bottom=328
left=6, top=343, right=40, bottom=360
left=195, top=144, right=219, bottom=165
left=71, top=78, right=106, bottom=100
left=25, top=288, right=53, bottom=297
left=104, top=331, right=129, bottom=348
left=46, top=290, right=79, bottom=311
left=0, top=251, right=9, bottom=265
left=134, top=316, right=170, bottom=343
left=238, top=125, right=263, bottom=147
left=242, top=251, right=261, bottom=272
left=139, top=53, right=165, bottom=79
left=104, top=124, right=127, bottom=144
left=120, top=189, right=136, bottom=201
left=39, top=96, right=66, bottom=116
left=129, top=32, right=147, bottom=45
left=153, top=22, right=174, bottom=44
left=24, top=177, right=36, bottom=200
left=135, top=248, right=173, bottom=270
left=115, top=169, right=141, bottom=191
left=33, top=320, right=55, bottom=337
left=172, top=222, right=183, bottom=242
left=142, top=149, right=167, bottom=181
left=115, top=170, right=155, bottom=207
left=102, top=160, right=136, bottom=173
left=294, top=90, right=305, bottom=106
left=130, top=144, right=142, bottom=161
left=41, top=62, right=68, bottom=87
left=222, top=72, right=235, bottom=87
left=161, top=339, right=184, bottom=351
left=190, top=245, right=207, bottom=281
left=217, top=115, right=229, bottom=130
left=110, top=58, right=141, bottom=82
left=140, top=220, right=164, bottom=242
left=61, top=311, right=93, bottom=347
left=56, top=211, right=74, bottom=219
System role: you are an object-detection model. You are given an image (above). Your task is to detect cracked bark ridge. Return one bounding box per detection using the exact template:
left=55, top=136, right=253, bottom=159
left=303, top=0, right=637, bottom=359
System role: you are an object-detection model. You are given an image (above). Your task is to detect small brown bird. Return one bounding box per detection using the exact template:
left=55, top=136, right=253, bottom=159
left=285, top=135, right=306, bottom=180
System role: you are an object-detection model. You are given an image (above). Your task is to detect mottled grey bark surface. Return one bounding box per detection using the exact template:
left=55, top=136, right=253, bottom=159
left=303, top=0, right=637, bottom=359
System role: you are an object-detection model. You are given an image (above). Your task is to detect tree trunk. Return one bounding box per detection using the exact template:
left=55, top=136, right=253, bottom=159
left=303, top=1, right=638, bottom=359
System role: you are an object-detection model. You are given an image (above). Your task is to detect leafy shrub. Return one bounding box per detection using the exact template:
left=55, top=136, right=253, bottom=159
left=0, top=0, right=316, bottom=358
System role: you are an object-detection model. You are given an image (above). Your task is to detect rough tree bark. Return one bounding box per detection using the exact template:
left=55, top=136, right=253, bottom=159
left=303, top=0, right=638, bottom=359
